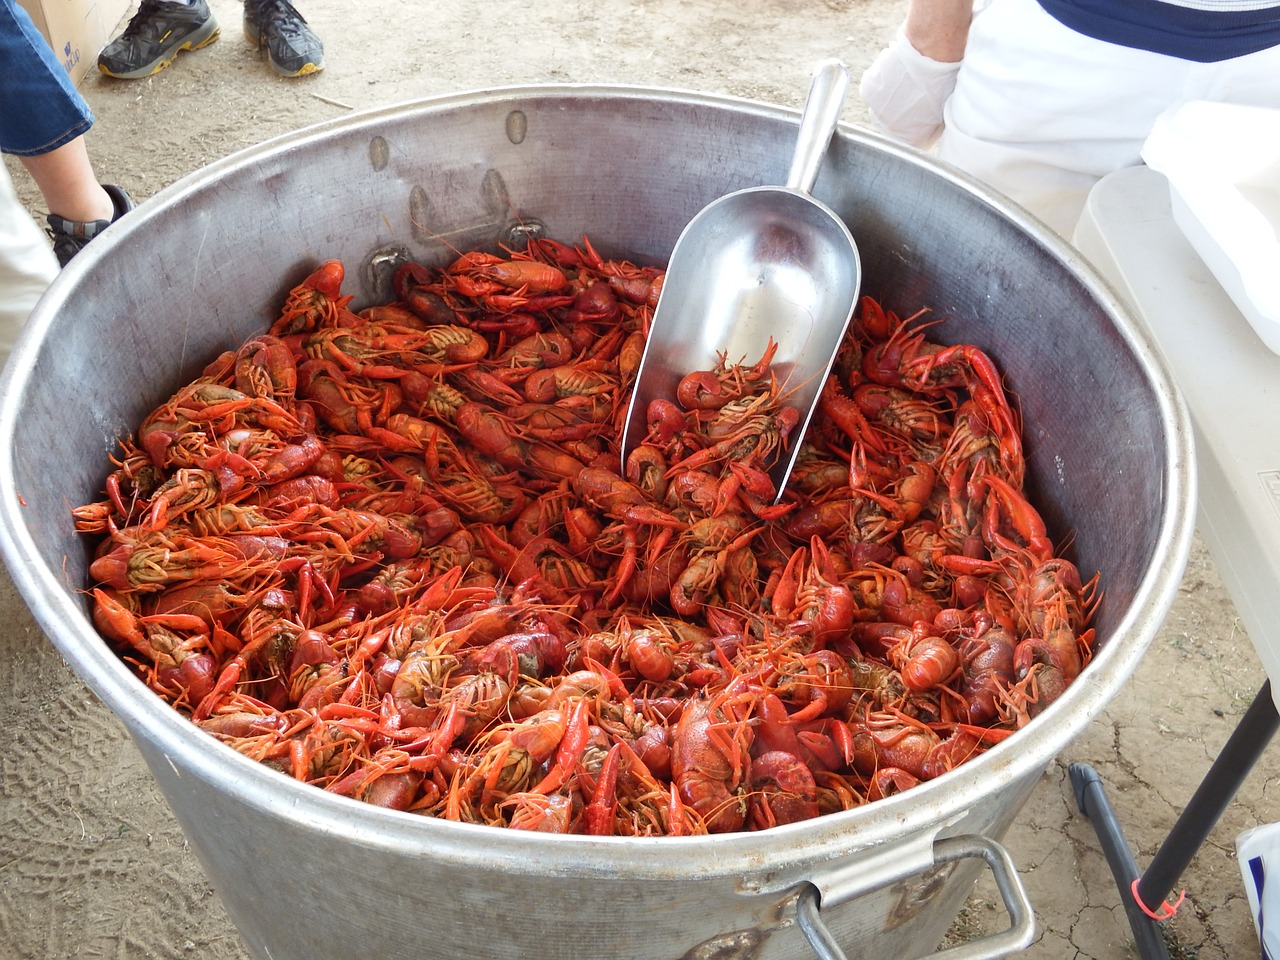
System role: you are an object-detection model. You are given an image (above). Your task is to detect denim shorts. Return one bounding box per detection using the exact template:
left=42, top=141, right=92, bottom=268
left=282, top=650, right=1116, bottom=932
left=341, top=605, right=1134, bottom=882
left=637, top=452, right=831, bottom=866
left=0, top=0, right=94, bottom=156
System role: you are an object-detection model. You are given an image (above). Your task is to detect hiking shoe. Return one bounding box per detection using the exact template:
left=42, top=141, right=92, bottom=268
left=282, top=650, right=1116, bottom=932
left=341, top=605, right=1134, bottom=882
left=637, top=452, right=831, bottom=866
left=243, top=0, right=324, bottom=77
left=46, top=185, right=135, bottom=268
left=97, top=0, right=220, bottom=79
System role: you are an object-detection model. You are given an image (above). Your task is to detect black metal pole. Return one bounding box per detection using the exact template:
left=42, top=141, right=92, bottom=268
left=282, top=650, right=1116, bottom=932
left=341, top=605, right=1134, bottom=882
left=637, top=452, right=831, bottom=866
left=1070, top=762, right=1172, bottom=960
left=1070, top=680, right=1278, bottom=960
left=1137, top=680, right=1279, bottom=907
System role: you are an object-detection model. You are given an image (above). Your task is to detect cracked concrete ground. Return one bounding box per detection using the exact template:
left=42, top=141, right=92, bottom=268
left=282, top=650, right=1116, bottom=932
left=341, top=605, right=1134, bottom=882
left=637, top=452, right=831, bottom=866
left=2, top=0, right=1276, bottom=956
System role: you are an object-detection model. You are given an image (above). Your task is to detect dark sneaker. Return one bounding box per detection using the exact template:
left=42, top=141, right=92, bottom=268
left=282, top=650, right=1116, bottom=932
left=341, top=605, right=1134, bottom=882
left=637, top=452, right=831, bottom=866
left=243, top=0, right=324, bottom=77
left=97, top=0, right=220, bottom=79
left=46, top=185, right=135, bottom=268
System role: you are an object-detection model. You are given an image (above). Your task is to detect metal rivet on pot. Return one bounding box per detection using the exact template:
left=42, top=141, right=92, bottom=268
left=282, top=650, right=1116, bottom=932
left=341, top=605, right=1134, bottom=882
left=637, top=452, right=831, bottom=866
left=481, top=169, right=511, bottom=218
left=408, top=185, right=437, bottom=243
left=369, top=135, right=390, bottom=171
left=506, top=110, right=528, bottom=144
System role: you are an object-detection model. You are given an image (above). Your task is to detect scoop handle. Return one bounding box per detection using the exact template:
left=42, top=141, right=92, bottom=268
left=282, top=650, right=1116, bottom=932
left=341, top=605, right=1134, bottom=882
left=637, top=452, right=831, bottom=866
left=786, top=59, right=852, bottom=195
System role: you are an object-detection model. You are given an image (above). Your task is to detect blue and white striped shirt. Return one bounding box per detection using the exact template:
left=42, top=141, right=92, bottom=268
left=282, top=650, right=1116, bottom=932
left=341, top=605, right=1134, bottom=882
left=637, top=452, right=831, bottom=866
left=1035, top=0, right=1280, bottom=61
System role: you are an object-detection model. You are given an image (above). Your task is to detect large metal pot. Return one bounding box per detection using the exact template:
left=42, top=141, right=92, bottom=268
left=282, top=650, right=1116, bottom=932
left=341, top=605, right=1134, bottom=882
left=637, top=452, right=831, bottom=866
left=0, top=87, right=1194, bottom=960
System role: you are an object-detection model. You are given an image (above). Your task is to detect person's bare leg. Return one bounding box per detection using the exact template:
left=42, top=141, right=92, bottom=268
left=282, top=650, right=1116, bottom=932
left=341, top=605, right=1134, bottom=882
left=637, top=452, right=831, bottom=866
left=17, top=137, right=115, bottom=223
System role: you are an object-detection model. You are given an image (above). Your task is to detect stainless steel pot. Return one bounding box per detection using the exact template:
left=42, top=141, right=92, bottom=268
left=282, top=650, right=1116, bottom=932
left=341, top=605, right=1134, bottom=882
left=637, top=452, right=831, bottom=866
left=0, top=86, right=1195, bottom=960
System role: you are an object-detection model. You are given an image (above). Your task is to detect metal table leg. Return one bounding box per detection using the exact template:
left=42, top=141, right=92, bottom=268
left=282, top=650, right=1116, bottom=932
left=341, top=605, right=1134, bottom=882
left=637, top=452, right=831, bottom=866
left=1069, top=680, right=1279, bottom=959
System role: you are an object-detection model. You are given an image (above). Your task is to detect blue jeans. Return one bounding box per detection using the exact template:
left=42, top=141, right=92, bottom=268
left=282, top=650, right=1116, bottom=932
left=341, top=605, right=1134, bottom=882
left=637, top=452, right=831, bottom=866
left=0, top=0, right=94, bottom=156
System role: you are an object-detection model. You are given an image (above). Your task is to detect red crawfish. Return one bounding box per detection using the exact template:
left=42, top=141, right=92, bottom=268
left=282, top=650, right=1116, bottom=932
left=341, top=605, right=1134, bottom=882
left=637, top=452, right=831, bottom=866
left=671, top=691, right=755, bottom=833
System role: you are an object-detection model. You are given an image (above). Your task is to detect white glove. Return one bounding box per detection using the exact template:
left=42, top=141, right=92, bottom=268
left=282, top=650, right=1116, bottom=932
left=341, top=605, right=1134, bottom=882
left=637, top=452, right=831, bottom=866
left=859, top=24, right=963, bottom=149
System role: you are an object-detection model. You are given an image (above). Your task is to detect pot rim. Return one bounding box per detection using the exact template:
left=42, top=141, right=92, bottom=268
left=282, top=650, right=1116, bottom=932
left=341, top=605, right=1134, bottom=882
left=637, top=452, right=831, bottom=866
left=0, top=83, right=1197, bottom=880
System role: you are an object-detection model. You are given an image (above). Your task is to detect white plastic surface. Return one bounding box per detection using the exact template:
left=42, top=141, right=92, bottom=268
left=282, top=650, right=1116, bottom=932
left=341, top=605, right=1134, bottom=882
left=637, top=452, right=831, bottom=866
left=1141, top=100, right=1280, bottom=355
left=1237, top=822, right=1280, bottom=959
left=1076, top=165, right=1280, bottom=710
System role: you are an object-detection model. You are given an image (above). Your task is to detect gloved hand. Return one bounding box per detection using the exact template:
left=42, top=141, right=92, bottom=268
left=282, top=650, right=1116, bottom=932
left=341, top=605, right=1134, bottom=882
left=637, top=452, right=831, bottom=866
left=859, top=24, right=963, bottom=149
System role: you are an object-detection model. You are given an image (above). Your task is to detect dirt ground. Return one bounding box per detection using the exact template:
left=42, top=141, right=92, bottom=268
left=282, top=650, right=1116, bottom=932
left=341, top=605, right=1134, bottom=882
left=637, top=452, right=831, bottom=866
left=2, top=0, right=1276, bottom=957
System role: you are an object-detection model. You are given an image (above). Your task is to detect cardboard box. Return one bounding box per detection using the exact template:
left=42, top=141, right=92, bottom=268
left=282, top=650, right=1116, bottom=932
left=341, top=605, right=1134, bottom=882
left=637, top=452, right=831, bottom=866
left=16, top=0, right=135, bottom=86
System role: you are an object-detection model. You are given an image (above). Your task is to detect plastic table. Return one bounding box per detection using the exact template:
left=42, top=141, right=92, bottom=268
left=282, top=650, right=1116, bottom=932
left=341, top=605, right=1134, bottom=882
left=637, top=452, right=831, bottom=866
left=1070, top=164, right=1280, bottom=959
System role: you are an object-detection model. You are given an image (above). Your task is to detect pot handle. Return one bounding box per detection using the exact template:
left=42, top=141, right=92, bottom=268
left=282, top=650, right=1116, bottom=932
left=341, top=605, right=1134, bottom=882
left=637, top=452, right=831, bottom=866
left=795, top=835, right=1035, bottom=960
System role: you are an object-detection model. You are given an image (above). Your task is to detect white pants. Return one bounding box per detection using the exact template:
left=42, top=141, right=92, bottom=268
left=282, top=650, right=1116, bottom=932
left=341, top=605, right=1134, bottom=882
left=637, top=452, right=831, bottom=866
left=860, top=0, right=1280, bottom=236
left=0, top=160, right=57, bottom=365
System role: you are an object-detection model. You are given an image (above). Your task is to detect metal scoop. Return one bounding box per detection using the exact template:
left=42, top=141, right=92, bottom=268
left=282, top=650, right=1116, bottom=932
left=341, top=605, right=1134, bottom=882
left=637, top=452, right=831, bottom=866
left=619, top=59, right=861, bottom=501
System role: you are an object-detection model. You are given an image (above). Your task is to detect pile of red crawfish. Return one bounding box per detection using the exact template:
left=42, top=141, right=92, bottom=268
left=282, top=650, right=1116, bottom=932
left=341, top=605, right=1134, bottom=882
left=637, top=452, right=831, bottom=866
left=74, top=235, right=1097, bottom=835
